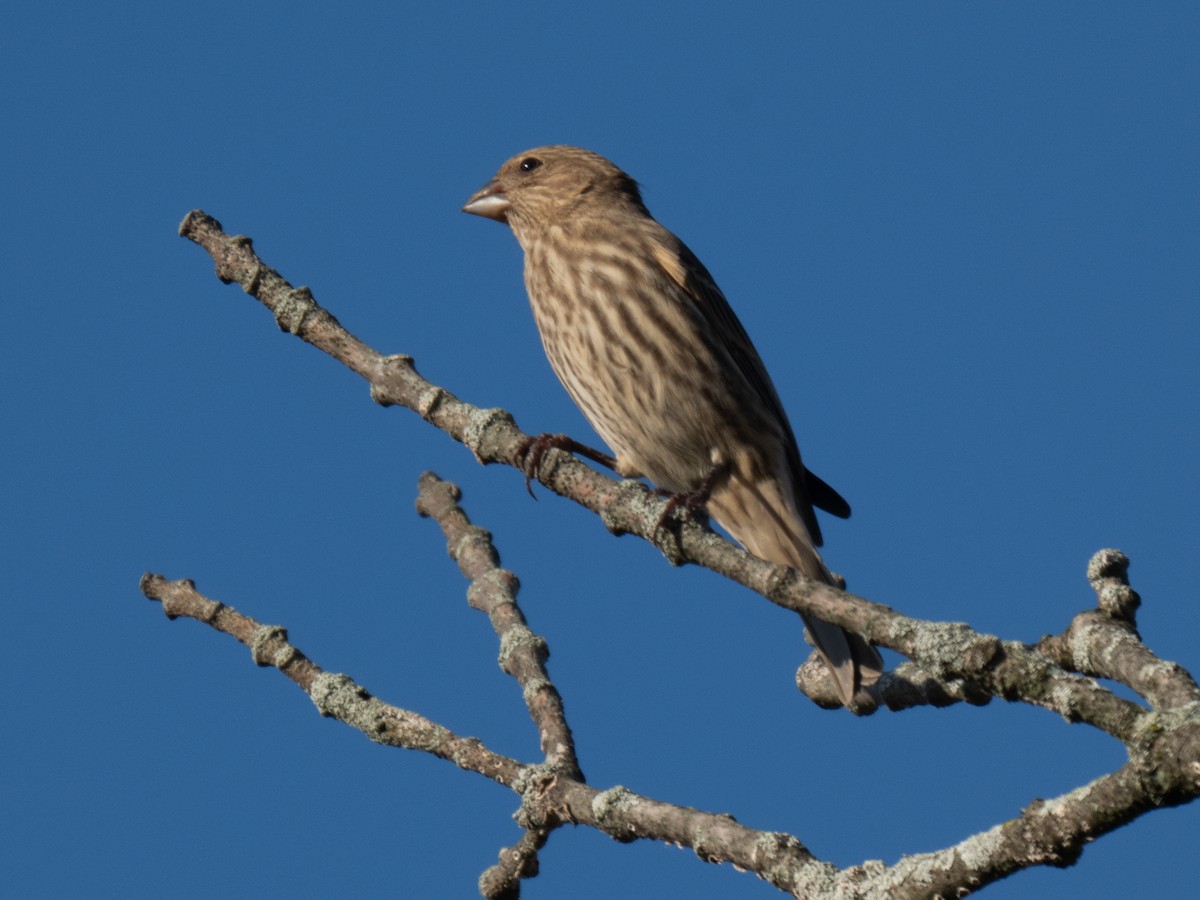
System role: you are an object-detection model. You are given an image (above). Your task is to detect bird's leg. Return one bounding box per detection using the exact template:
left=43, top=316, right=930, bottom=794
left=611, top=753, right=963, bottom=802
left=515, top=433, right=618, bottom=497
left=654, top=461, right=730, bottom=534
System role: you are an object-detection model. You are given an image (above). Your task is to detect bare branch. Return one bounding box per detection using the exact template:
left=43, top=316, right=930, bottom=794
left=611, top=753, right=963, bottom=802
left=1039, top=550, right=1200, bottom=710
left=479, top=828, right=546, bottom=900
left=177, top=210, right=1147, bottom=732
left=162, top=212, right=1200, bottom=897
left=139, top=573, right=522, bottom=785
left=137, top=502, right=865, bottom=897
left=415, top=471, right=582, bottom=781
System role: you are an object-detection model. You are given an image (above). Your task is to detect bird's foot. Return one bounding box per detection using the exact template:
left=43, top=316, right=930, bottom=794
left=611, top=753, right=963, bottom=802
left=515, top=433, right=617, bottom=497
left=654, top=462, right=729, bottom=535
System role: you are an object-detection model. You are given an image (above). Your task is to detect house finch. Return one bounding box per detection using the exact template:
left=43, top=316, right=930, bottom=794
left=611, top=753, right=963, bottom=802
left=463, top=146, right=881, bottom=707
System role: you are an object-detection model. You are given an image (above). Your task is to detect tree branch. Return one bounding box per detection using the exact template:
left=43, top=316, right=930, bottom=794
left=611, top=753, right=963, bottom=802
left=139, top=572, right=522, bottom=785
left=138, top=480, right=869, bottom=898
left=177, top=210, right=1145, bottom=728
left=158, top=210, right=1200, bottom=896
left=415, top=471, right=582, bottom=782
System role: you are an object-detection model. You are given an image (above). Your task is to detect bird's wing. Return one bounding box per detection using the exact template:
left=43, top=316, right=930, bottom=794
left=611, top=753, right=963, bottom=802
left=651, top=235, right=849, bottom=545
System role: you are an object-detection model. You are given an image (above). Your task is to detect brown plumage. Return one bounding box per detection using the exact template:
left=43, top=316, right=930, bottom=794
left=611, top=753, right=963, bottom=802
left=463, top=145, right=881, bottom=706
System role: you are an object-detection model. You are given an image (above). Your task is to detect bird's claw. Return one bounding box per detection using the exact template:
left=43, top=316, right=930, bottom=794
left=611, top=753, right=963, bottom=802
left=515, top=433, right=617, bottom=497
left=654, top=489, right=708, bottom=536
left=653, top=462, right=729, bottom=536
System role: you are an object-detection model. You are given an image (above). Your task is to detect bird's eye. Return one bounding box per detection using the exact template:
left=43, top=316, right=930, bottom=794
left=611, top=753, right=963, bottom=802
left=519, top=157, right=542, bottom=173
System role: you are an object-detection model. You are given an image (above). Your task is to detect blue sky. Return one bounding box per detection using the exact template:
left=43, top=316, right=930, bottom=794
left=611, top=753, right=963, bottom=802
left=3, top=3, right=1197, bottom=898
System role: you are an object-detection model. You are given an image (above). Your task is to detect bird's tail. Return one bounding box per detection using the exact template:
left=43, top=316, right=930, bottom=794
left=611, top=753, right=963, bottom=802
left=709, top=475, right=882, bottom=708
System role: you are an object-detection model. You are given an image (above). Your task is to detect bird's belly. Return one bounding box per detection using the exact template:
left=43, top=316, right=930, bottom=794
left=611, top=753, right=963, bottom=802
left=554, top=354, right=741, bottom=492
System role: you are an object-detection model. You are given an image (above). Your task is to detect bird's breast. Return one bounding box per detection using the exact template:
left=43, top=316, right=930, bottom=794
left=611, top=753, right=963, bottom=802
left=522, top=237, right=780, bottom=493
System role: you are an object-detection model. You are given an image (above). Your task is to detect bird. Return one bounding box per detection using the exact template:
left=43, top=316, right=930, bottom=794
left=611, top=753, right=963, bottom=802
left=462, top=145, right=881, bottom=707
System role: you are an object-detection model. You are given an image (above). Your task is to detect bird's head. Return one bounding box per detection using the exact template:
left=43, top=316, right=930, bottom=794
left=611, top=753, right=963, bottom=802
left=462, top=145, right=645, bottom=236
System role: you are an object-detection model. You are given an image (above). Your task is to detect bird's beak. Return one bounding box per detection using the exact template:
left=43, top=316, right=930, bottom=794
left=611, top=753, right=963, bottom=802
left=462, top=179, right=510, bottom=222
